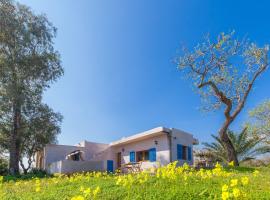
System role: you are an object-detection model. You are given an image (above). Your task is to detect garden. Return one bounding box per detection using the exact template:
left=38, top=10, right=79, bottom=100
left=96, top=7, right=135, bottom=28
left=1, top=162, right=270, bottom=200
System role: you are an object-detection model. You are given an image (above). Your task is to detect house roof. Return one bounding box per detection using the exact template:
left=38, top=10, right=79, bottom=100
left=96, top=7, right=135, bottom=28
left=110, top=127, right=171, bottom=146
left=110, top=127, right=199, bottom=146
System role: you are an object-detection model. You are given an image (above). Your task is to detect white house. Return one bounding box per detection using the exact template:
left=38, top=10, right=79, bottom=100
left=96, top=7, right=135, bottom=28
left=35, top=127, right=198, bottom=174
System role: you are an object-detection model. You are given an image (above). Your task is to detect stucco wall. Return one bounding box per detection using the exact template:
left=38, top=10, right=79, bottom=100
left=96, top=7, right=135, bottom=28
left=170, top=128, right=194, bottom=165
left=111, top=134, right=170, bottom=170
left=44, top=145, right=85, bottom=169
left=48, top=160, right=106, bottom=174
left=78, top=141, right=109, bottom=160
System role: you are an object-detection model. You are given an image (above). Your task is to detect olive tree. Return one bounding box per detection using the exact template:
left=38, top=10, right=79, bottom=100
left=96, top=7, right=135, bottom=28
left=248, top=100, right=270, bottom=144
left=0, top=0, right=63, bottom=174
left=19, top=103, right=62, bottom=174
left=176, top=31, right=269, bottom=165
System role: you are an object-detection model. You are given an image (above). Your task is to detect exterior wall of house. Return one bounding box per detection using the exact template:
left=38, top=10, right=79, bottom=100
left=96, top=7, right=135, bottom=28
left=111, top=133, right=170, bottom=171
left=170, top=128, right=194, bottom=165
left=40, top=127, right=197, bottom=174
left=47, top=160, right=106, bottom=174
left=43, top=144, right=85, bottom=169
left=77, top=141, right=109, bottom=160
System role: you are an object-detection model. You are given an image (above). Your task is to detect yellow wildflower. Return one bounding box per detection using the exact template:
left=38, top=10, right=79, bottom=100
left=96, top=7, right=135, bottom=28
left=83, top=187, right=91, bottom=197
left=222, top=184, right=228, bottom=192
left=232, top=188, right=241, bottom=198
left=253, top=170, right=259, bottom=177
left=35, top=186, right=41, bottom=192
left=93, top=186, right=101, bottom=198
left=230, top=179, right=238, bottom=187
left=241, top=176, right=249, bottom=185
left=71, top=195, right=85, bottom=200
left=221, top=191, right=229, bottom=200
left=215, top=162, right=222, bottom=169
left=228, top=161, right=234, bottom=167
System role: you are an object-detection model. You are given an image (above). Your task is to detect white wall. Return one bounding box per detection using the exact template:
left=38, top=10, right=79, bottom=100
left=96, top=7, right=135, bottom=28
left=111, top=134, right=170, bottom=170
left=79, top=141, right=109, bottom=160
left=48, top=160, right=106, bottom=174
left=43, top=128, right=195, bottom=173
left=44, top=145, right=85, bottom=169
left=170, top=128, right=194, bottom=165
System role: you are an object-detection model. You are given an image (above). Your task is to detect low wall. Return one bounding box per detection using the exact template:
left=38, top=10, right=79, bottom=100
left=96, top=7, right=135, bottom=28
left=47, top=160, right=106, bottom=174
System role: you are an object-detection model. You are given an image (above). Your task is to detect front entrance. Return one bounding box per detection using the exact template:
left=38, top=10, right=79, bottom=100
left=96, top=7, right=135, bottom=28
left=107, top=160, right=114, bottom=172
left=117, top=152, right=121, bottom=168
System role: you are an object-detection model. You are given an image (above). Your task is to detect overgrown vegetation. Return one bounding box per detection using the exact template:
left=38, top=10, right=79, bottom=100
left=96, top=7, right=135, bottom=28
left=0, top=162, right=269, bottom=200
left=203, top=128, right=270, bottom=163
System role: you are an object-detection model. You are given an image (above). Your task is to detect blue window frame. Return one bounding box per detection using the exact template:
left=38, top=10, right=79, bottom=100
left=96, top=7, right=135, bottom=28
left=130, top=151, right=135, bottom=162
left=188, top=146, right=192, bottom=161
left=149, top=148, right=156, bottom=162
left=177, top=144, right=183, bottom=159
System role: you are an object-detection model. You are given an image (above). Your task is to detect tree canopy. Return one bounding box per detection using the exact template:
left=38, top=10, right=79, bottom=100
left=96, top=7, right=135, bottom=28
left=0, top=0, right=63, bottom=174
left=176, top=31, right=269, bottom=165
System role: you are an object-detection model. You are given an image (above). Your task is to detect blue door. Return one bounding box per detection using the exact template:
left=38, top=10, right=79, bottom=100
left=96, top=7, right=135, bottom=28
left=107, top=160, right=114, bottom=173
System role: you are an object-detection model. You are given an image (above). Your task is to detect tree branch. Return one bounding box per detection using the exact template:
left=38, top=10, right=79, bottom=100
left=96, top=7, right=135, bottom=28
left=198, top=81, right=232, bottom=119
left=232, top=54, right=269, bottom=120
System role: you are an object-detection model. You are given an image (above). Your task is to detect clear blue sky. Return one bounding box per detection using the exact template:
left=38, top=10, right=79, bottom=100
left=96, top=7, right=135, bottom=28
left=18, top=0, right=270, bottom=146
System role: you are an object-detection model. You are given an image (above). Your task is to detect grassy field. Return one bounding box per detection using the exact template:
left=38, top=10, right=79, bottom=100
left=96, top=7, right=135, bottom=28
left=0, top=162, right=270, bottom=200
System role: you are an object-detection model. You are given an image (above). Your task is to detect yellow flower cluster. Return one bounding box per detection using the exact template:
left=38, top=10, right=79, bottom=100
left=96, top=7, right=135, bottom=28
left=221, top=177, right=249, bottom=200
left=35, top=178, right=41, bottom=192
left=0, top=161, right=260, bottom=199
left=71, top=186, right=101, bottom=200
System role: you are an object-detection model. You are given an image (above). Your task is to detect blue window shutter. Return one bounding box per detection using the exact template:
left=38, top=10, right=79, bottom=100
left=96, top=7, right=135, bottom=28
left=177, top=144, right=183, bottom=159
left=130, top=151, right=135, bottom=162
left=188, top=146, right=192, bottom=161
left=149, top=148, right=156, bottom=162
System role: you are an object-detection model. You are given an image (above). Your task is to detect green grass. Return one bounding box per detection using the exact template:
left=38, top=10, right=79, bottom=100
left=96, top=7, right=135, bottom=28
left=1, top=166, right=270, bottom=200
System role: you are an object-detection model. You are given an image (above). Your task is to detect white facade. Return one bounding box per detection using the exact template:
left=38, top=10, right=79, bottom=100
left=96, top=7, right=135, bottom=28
left=35, top=127, right=198, bottom=174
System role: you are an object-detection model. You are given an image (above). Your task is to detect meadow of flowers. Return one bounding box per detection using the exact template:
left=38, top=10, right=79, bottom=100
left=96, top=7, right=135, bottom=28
left=0, top=162, right=269, bottom=200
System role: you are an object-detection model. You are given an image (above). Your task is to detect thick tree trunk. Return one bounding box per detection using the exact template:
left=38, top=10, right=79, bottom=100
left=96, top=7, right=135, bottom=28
left=9, top=105, right=21, bottom=175
left=219, top=120, right=239, bottom=166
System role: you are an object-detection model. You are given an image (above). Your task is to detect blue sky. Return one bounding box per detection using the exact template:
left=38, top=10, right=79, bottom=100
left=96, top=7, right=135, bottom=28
left=18, top=0, right=270, bottom=146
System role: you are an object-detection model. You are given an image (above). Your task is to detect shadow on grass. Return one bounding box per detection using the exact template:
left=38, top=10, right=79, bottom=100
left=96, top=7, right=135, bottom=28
left=224, top=166, right=256, bottom=172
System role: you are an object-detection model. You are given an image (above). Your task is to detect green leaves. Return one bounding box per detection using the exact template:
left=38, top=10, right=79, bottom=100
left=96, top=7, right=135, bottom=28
left=0, top=0, right=63, bottom=173
left=248, top=99, right=270, bottom=144
left=203, top=128, right=270, bottom=163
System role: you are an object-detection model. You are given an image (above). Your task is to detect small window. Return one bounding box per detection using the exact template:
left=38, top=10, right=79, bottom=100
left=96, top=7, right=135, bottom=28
left=73, top=153, right=80, bottom=161
left=136, top=150, right=149, bottom=162
left=177, top=144, right=188, bottom=160
left=182, top=146, right=187, bottom=160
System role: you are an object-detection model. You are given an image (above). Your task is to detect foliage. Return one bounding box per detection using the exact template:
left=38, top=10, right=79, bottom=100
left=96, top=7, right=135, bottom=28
left=203, top=128, right=270, bottom=163
left=247, top=99, right=270, bottom=144
left=176, top=31, right=270, bottom=165
left=19, top=104, right=63, bottom=174
left=0, top=156, right=8, bottom=175
left=0, top=0, right=63, bottom=173
left=0, top=163, right=270, bottom=199
left=3, top=168, right=49, bottom=182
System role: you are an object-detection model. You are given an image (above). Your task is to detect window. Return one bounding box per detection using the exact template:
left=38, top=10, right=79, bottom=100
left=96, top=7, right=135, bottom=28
left=136, top=150, right=149, bottom=162
left=72, top=153, right=80, bottom=161
left=177, top=144, right=188, bottom=160
left=130, top=151, right=135, bottom=162
left=182, top=146, right=187, bottom=160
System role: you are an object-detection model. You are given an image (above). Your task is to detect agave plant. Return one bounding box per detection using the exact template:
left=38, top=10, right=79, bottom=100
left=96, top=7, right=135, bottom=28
left=203, top=128, right=270, bottom=163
